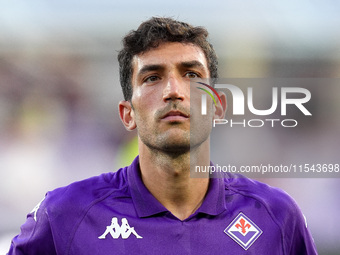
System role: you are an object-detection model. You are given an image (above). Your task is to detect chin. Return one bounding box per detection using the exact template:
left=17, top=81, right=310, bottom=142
left=157, top=136, right=192, bottom=155
left=161, top=143, right=191, bottom=154
left=157, top=135, right=191, bottom=154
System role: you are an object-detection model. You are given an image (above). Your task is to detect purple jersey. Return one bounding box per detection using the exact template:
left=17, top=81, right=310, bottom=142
left=8, top=156, right=317, bottom=254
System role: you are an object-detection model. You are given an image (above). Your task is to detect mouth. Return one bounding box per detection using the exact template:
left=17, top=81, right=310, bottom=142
left=161, top=110, right=190, bottom=122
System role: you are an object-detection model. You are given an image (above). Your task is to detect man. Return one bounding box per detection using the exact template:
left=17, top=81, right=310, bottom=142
left=8, top=17, right=317, bottom=254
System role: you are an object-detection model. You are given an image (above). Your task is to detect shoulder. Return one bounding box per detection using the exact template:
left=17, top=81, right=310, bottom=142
left=43, top=167, right=129, bottom=219
left=223, top=174, right=305, bottom=235
left=223, top=174, right=318, bottom=254
left=8, top=167, right=130, bottom=254
left=224, top=174, right=300, bottom=217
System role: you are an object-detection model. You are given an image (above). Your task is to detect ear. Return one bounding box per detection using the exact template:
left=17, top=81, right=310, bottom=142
left=118, top=100, right=137, bottom=131
left=213, top=92, right=227, bottom=119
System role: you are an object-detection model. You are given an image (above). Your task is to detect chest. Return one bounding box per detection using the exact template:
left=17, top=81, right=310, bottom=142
left=64, top=206, right=283, bottom=255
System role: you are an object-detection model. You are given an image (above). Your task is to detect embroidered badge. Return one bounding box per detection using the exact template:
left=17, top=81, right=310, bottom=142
left=98, top=217, right=143, bottom=239
left=224, top=212, right=262, bottom=250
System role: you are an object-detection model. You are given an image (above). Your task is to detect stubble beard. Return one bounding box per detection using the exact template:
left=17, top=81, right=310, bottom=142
left=135, top=101, right=211, bottom=160
left=139, top=128, right=191, bottom=158
left=136, top=101, right=192, bottom=157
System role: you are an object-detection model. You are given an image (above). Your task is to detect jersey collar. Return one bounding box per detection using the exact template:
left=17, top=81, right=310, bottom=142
left=127, top=156, right=226, bottom=218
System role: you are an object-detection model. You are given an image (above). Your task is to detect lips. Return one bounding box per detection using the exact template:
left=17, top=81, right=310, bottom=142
left=161, top=110, right=189, bottom=121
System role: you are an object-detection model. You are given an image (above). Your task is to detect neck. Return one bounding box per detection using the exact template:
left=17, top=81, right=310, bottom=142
left=138, top=138, right=210, bottom=220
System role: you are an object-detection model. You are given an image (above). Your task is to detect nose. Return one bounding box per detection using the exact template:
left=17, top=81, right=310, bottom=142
left=162, top=76, right=186, bottom=102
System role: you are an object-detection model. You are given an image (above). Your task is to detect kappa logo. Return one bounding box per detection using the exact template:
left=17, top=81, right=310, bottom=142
left=224, top=212, right=262, bottom=250
left=98, top=217, right=143, bottom=240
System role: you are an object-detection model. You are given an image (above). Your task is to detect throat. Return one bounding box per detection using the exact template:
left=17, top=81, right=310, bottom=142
left=138, top=137, right=211, bottom=220
left=165, top=194, right=206, bottom=221
left=141, top=166, right=210, bottom=221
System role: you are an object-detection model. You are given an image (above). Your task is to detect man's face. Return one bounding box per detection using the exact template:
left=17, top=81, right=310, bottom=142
left=127, top=42, right=214, bottom=154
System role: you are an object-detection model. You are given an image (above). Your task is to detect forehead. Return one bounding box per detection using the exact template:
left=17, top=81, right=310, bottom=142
left=132, top=42, right=208, bottom=76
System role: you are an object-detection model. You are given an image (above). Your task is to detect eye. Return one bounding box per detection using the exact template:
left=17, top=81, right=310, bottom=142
left=143, top=75, right=160, bottom=84
left=184, top=72, right=200, bottom=79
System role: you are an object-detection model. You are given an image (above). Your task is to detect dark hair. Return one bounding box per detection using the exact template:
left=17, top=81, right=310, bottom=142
left=118, top=17, right=218, bottom=101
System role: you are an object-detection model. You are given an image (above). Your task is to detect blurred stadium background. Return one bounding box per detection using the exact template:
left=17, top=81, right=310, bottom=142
left=1, top=1, right=340, bottom=254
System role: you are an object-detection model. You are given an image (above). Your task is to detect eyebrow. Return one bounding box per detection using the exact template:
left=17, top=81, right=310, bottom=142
left=137, top=60, right=207, bottom=77
left=138, top=64, right=165, bottom=77
left=180, top=60, right=206, bottom=70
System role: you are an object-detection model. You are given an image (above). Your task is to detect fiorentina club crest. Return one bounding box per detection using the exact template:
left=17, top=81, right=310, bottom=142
left=224, top=212, right=262, bottom=250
